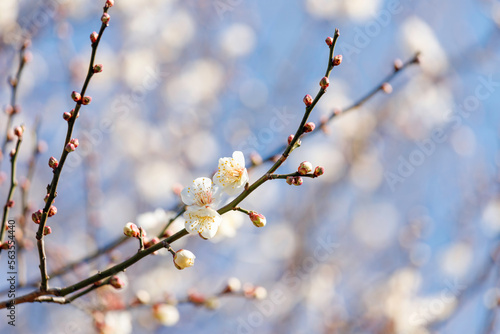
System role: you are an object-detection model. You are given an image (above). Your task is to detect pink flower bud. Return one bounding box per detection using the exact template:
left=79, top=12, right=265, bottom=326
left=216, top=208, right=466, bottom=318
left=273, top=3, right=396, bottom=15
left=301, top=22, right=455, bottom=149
left=43, top=226, right=52, bottom=236
left=394, top=58, right=403, bottom=71
left=82, top=96, right=92, bottom=105
left=14, top=126, right=24, bottom=138
left=63, top=112, right=71, bottom=121
left=32, top=209, right=43, bottom=224
left=105, top=0, right=114, bottom=7
left=303, top=94, right=313, bottom=107
left=22, top=51, right=33, bottom=64
left=48, top=156, right=59, bottom=169
left=249, top=211, right=266, bottom=227
left=381, top=82, right=393, bottom=94
left=70, top=108, right=79, bottom=119
left=298, top=161, right=313, bottom=175
left=314, top=166, right=325, bottom=177
left=43, top=194, right=54, bottom=203
left=188, top=290, right=206, bottom=304
left=294, top=176, right=303, bottom=186
left=48, top=205, right=57, bottom=217
left=71, top=91, right=81, bottom=102
left=7, top=200, right=14, bottom=208
left=90, top=31, right=98, bottom=44
left=109, top=275, right=125, bottom=289
left=65, top=143, right=75, bottom=152
left=70, top=138, right=79, bottom=148
left=286, top=176, right=294, bottom=185
left=174, top=249, right=196, bottom=270
left=287, top=134, right=294, bottom=145
left=325, top=36, right=333, bottom=46
left=123, top=222, right=140, bottom=237
left=319, top=77, right=329, bottom=89
left=332, top=54, right=342, bottom=66
left=101, top=13, right=110, bottom=25
left=303, top=122, right=315, bottom=133
left=93, top=64, right=103, bottom=73
left=145, top=237, right=160, bottom=255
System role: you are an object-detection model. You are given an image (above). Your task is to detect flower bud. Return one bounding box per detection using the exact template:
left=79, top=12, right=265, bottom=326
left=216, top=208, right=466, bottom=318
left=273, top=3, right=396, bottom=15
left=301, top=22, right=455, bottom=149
left=224, top=277, right=242, bottom=293
left=48, top=156, right=59, bottom=169
left=101, top=13, right=110, bottom=25
left=286, top=176, right=294, bottom=185
left=105, top=0, right=114, bottom=7
left=188, top=290, right=206, bottom=304
left=82, top=96, right=92, bottom=105
left=71, top=91, right=81, bottom=102
left=9, top=149, right=16, bottom=158
left=204, top=297, right=220, bottom=310
left=319, top=77, right=329, bottom=89
left=14, top=126, right=24, bottom=138
left=7, top=200, right=14, bottom=208
left=9, top=77, right=18, bottom=87
left=90, top=31, right=98, bottom=44
left=294, top=176, right=303, bottom=186
left=22, top=51, right=33, bottom=64
left=298, top=161, right=313, bottom=175
left=303, top=94, right=313, bottom=107
left=123, top=222, right=140, bottom=237
left=314, top=166, right=325, bottom=177
left=43, top=226, right=52, bottom=236
left=173, top=249, right=196, bottom=270
left=48, top=205, right=57, bottom=217
left=109, top=275, right=125, bottom=289
left=153, top=304, right=180, bottom=327
left=65, top=143, right=76, bottom=152
left=325, top=36, right=333, bottom=46
left=249, top=211, right=266, bottom=227
left=332, top=54, right=342, bottom=66
left=381, top=82, right=393, bottom=94
left=32, top=209, right=43, bottom=224
left=303, top=122, right=315, bottom=133
left=93, top=64, right=103, bottom=73
left=63, top=112, right=71, bottom=121
left=394, top=58, right=403, bottom=71
left=253, top=286, right=267, bottom=300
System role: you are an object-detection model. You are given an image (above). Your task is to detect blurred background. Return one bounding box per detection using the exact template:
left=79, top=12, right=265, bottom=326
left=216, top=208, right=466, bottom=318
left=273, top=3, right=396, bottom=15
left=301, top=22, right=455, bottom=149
left=0, top=0, right=499, bottom=333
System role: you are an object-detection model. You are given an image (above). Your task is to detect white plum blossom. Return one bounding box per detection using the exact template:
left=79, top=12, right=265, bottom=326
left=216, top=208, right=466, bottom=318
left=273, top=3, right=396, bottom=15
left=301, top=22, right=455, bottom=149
left=213, top=151, right=249, bottom=196
left=181, top=177, right=223, bottom=239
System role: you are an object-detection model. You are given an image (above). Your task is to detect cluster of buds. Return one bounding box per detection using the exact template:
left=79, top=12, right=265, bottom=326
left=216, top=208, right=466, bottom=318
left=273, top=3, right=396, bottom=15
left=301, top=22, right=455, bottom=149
left=248, top=211, right=266, bottom=227
left=123, top=222, right=140, bottom=237
left=173, top=249, right=196, bottom=270
left=303, top=122, right=315, bottom=133
left=65, top=138, right=79, bottom=152
left=48, top=156, right=59, bottom=169
left=286, top=176, right=303, bottom=186
left=319, top=76, right=329, bottom=90
left=109, top=275, right=125, bottom=289
left=332, top=54, right=343, bottom=67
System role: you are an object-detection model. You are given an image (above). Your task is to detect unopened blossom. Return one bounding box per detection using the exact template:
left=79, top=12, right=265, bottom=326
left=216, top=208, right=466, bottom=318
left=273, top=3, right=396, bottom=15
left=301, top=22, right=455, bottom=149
left=101, top=13, right=110, bottom=25
left=109, top=275, right=125, bottom=289
left=303, top=122, right=315, bottom=133
left=303, top=94, right=313, bottom=107
left=319, top=77, right=329, bottom=89
left=173, top=249, right=196, bottom=270
left=332, top=54, right=343, bottom=66
left=123, top=222, right=140, bottom=237
left=43, top=226, right=52, bottom=236
left=90, top=31, right=98, bottom=43
left=153, top=304, right=180, bottom=327
left=314, top=166, right=325, bottom=177
left=213, top=151, right=249, bottom=196
left=48, top=205, right=57, bottom=217
left=325, top=36, right=333, bottom=46
left=249, top=211, right=266, bottom=227
left=298, top=161, right=313, bottom=175
left=181, top=177, right=223, bottom=239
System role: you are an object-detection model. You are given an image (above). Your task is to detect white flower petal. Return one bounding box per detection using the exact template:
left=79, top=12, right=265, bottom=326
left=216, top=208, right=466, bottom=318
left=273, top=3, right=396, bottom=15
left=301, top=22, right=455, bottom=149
left=232, top=151, right=245, bottom=166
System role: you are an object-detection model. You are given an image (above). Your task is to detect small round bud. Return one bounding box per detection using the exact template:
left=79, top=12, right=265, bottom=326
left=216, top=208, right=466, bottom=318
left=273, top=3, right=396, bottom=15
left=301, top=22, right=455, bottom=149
left=298, top=161, right=313, bottom=175
left=303, top=122, right=315, bottom=133
left=101, top=13, right=110, bottom=25
left=225, top=277, right=242, bottom=293
left=287, top=134, right=294, bottom=145
left=173, top=249, right=196, bottom=270
left=109, top=275, right=125, bottom=289
left=105, top=0, right=114, bottom=7
left=48, top=156, right=59, bottom=169
left=249, top=211, right=266, bottom=227
left=153, top=304, right=180, bottom=327
left=7, top=200, right=14, bottom=208
left=314, top=166, right=325, bottom=177
left=14, top=126, right=24, bottom=138
left=93, top=64, right=103, bottom=73
left=319, top=77, right=329, bottom=89
left=123, top=222, right=140, bottom=237
left=70, top=108, right=79, bottom=119
left=63, top=112, right=71, bottom=121
left=9, top=149, right=16, bottom=158
left=65, top=143, right=76, bottom=152
left=325, top=36, right=333, bottom=46
left=332, top=54, right=343, bottom=66
left=286, top=176, right=294, bottom=185
left=82, top=96, right=92, bottom=105
left=90, top=31, right=98, bottom=44
left=145, top=237, right=160, bottom=255
left=48, top=205, right=57, bottom=217
left=22, top=51, right=33, bottom=64
left=204, top=297, right=220, bottom=310
left=294, top=176, right=303, bottom=186
left=303, top=94, right=313, bottom=107
left=253, top=286, right=267, bottom=300
left=394, top=58, right=403, bottom=71
left=381, top=82, right=393, bottom=94
left=43, top=226, right=52, bottom=236
left=71, top=91, right=81, bottom=102
left=32, top=209, right=43, bottom=224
